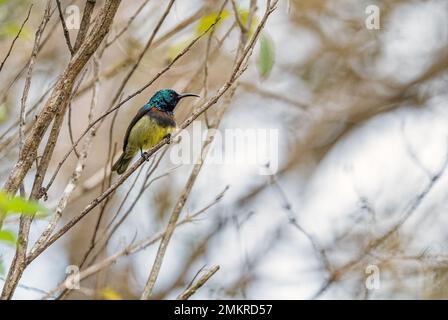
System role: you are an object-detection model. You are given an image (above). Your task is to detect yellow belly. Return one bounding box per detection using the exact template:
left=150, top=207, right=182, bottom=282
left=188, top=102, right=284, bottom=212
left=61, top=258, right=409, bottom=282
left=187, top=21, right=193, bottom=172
left=127, top=116, right=175, bottom=152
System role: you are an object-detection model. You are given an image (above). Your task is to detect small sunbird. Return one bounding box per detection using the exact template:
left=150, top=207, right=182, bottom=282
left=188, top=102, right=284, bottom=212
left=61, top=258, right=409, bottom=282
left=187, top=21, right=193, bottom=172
left=112, top=89, right=199, bottom=174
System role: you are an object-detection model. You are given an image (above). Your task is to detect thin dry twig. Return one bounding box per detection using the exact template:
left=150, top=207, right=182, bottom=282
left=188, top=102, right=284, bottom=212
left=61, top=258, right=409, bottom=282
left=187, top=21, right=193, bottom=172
left=231, top=0, right=247, bottom=33
left=73, top=0, right=96, bottom=53
left=176, top=265, right=220, bottom=300
left=105, top=0, right=152, bottom=48
left=311, top=149, right=448, bottom=299
left=0, top=4, right=33, bottom=73
left=42, top=186, right=229, bottom=299
left=269, top=175, right=333, bottom=278
left=18, top=1, right=52, bottom=155
left=55, top=0, right=74, bottom=55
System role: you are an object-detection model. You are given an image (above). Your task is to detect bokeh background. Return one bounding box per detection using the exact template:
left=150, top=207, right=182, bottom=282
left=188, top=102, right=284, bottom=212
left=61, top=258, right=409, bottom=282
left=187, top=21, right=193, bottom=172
left=0, top=0, right=447, bottom=299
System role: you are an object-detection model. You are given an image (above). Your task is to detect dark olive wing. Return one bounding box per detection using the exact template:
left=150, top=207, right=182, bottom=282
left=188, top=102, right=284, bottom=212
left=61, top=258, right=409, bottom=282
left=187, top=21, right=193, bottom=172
left=122, top=106, right=152, bottom=151
left=122, top=106, right=176, bottom=151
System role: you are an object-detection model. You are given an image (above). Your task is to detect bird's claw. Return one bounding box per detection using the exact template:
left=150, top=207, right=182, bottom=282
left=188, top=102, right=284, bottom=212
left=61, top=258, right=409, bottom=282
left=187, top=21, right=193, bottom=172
left=164, top=133, right=171, bottom=144
left=39, top=187, right=48, bottom=201
left=141, top=151, right=151, bottom=161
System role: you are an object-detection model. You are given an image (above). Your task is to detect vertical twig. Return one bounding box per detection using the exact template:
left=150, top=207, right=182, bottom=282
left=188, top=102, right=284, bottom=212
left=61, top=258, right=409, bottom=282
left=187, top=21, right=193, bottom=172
left=73, top=0, right=96, bottom=53
left=55, top=0, right=74, bottom=55
left=18, top=1, right=52, bottom=156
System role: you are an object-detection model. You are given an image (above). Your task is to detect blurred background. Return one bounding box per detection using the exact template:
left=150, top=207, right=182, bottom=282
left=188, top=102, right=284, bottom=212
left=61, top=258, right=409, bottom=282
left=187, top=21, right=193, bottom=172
left=0, top=0, right=447, bottom=299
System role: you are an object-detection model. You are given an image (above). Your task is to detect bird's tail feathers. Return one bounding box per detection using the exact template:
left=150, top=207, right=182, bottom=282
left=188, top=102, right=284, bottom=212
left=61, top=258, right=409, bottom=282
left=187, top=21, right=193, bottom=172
left=112, top=152, right=133, bottom=174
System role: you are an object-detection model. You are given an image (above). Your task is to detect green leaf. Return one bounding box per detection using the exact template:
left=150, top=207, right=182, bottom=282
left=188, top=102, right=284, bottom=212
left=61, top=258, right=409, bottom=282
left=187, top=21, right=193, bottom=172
left=257, top=33, right=275, bottom=79
left=0, top=259, right=4, bottom=275
left=0, top=229, right=17, bottom=245
left=0, top=191, right=49, bottom=217
left=195, top=10, right=229, bottom=35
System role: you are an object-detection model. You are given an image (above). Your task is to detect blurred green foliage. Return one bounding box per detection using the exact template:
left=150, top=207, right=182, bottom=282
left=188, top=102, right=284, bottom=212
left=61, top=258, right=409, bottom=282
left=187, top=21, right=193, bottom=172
left=239, top=9, right=258, bottom=34
left=0, top=22, right=31, bottom=39
left=0, top=191, right=48, bottom=248
left=195, top=10, right=230, bottom=35
left=168, top=8, right=275, bottom=80
left=0, top=191, right=49, bottom=218
left=0, top=103, right=7, bottom=123
left=0, top=229, right=16, bottom=245
left=0, top=0, right=31, bottom=40
left=257, top=33, right=275, bottom=79
left=169, top=8, right=261, bottom=59
left=167, top=10, right=231, bottom=61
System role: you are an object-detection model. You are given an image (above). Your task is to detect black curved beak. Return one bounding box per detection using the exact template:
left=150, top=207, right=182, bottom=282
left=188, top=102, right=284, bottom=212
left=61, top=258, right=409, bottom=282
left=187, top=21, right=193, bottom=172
left=178, top=93, right=200, bottom=99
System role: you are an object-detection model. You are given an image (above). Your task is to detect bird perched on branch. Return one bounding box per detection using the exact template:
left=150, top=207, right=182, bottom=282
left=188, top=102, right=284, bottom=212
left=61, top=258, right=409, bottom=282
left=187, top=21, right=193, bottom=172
left=112, top=89, right=199, bottom=174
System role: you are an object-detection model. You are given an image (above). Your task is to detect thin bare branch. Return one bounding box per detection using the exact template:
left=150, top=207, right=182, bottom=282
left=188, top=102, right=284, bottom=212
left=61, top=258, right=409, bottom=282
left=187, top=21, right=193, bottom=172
left=105, top=0, right=151, bottom=48
left=73, top=0, right=96, bottom=53
left=55, top=0, right=74, bottom=55
left=0, top=4, right=33, bottom=73
left=176, top=265, right=220, bottom=300
left=42, top=186, right=229, bottom=299
left=1, top=0, right=121, bottom=198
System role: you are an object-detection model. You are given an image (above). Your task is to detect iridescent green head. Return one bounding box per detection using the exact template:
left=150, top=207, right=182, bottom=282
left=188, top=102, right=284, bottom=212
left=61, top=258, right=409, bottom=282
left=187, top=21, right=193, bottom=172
left=147, top=89, right=199, bottom=113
